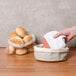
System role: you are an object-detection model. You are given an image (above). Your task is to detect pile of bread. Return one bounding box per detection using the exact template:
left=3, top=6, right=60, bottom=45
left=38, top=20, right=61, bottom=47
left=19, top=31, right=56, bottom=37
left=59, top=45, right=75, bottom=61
left=6, top=26, right=36, bottom=55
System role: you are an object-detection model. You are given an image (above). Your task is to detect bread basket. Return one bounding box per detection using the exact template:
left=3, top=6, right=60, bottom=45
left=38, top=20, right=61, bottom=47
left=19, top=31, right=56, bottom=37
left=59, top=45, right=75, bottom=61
left=34, top=44, right=69, bottom=62
left=8, top=33, right=36, bottom=48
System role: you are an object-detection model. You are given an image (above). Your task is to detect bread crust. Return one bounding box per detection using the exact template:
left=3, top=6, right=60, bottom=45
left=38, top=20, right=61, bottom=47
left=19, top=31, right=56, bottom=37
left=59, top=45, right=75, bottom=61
left=16, top=48, right=27, bottom=55
left=7, top=45, right=15, bottom=54
left=16, top=27, right=28, bottom=37
left=10, top=36, right=24, bottom=45
left=9, top=32, right=24, bottom=45
left=23, top=35, right=32, bottom=43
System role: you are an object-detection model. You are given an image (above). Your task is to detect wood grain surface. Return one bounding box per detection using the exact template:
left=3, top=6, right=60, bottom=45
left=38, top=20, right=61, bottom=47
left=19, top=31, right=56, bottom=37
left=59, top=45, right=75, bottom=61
left=0, top=48, right=76, bottom=76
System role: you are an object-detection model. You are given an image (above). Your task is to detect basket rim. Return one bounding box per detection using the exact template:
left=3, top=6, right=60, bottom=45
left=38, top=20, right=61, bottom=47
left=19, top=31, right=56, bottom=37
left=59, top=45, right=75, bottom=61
left=34, top=44, right=69, bottom=52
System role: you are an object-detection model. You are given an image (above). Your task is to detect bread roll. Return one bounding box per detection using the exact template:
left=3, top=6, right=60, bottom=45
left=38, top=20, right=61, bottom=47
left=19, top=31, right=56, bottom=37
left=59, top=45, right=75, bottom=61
left=10, top=37, right=24, bottom=45
left=9, top=32, right=19, bottom=39
left=16, top=48, right=27, bottom=55
left=28, top=47, right=34, bottom=52
left=7, top=45, right=15, bottom=54
left=26, top=44, right=34, bottom=52
left=23, top=35, right=32, bottom=43
left=16, top=26, right=28, bottom=37
left=9, top=32, right=24, bottom=45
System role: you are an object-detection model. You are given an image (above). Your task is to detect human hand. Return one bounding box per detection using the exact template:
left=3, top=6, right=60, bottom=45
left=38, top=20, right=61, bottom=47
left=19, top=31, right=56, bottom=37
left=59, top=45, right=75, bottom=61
left=54, top=26, right=76, bottom=42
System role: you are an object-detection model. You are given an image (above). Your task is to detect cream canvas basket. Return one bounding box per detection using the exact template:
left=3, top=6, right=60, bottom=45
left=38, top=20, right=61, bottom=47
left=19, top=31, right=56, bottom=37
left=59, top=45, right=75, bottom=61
left=34, top=44, right=69, bottom=62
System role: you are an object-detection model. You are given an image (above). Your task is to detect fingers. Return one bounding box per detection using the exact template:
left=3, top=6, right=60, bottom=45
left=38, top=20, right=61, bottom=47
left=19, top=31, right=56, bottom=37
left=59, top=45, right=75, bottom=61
left=54, top=28, right=71, bottom=38
left=54, top=33, right=73, bottom=42
left=66, top=35, right=74, bottom=42
left=53, top=32, right=65, bottom=38
left=53, top=33, right=61, bottom=38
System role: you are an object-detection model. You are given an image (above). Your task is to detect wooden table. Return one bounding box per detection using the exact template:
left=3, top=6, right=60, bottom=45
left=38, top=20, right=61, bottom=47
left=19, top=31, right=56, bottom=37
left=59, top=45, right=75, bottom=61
left=0, top=48, right=76, bottom=76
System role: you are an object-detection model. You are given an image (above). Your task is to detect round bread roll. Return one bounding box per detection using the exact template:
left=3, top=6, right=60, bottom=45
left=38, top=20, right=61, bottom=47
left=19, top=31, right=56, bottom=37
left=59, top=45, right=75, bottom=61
left=16, top=48, right=27, bottom=55
left=28, top=47, right=34, bottom=52
left=23, top=35, right=32, bottom=43
left=10, top=36, right=24, bottom=45
left=9, top=32, right=20, bottom=39
left=16, top=26, right=28, bottom=37
left=26, top=44, right=34, bottom=52
left=6, top=45, right=15, bottom=54
left=9, top=32, right=24, bottom=45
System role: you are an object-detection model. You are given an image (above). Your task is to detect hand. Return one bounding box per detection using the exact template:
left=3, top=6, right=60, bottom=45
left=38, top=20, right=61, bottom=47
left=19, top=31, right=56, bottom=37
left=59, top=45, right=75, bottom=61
left=54, top=26, right=76, bottom=42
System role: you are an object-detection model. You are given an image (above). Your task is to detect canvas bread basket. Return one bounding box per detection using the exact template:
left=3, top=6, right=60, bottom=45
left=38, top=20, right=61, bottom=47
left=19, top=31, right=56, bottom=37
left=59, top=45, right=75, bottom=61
left=34, top=44, right=69, bottom=62
left=8, top=33, right=36, bottom=48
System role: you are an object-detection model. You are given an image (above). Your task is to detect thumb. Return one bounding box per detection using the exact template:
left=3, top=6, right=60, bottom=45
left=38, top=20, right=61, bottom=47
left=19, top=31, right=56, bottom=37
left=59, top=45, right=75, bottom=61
left=66, top=35, right=73, bottom=42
